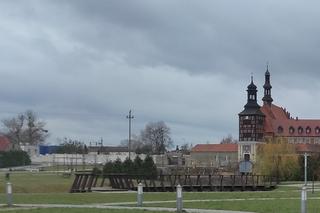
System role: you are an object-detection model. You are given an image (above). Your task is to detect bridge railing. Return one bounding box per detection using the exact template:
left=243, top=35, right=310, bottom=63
left=70, top=172, right=277, bottom=193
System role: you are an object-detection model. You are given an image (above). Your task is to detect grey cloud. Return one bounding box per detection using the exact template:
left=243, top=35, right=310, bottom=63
left=0, top=1, right=320, bottom=145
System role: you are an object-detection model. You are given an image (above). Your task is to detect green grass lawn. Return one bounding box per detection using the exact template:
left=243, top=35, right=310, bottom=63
left=1, top=208, right=166, bottom=213
left=0, top=171, right=319, bottom=213
left=140, top=197, right=320, bottom=213
left=1, top=186, right=316, bottom=205
left=0, top=172, right=73, bottom=193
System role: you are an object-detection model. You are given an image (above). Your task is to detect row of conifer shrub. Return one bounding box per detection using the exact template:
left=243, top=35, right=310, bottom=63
left=100, top=155, right=157, bottom=178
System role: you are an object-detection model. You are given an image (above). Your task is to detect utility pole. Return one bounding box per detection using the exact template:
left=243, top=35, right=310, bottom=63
left=126, top=110, right=134, bottom=160
left=304, top=152, right=308, bottom=186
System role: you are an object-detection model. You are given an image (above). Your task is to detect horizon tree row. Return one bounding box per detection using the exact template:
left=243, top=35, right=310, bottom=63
left=102, top=155, right=157, bottom=177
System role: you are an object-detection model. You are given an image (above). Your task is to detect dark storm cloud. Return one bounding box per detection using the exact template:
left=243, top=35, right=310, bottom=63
left=0, top=0, right=320, bottom=145
left=58, top=1, right=320, bottom=77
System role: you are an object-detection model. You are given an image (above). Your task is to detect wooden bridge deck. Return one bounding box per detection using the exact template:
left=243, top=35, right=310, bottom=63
left=70, top=172, right=277, bottom=193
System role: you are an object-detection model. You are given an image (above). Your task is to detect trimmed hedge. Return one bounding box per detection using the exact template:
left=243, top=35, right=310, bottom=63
left=0, top=150, right=31, bottom=168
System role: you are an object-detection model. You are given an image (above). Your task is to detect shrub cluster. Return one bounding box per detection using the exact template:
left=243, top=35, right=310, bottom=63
left=0, top=150, right=31, bottom=168
left=103, top=155, right=157, bottom=178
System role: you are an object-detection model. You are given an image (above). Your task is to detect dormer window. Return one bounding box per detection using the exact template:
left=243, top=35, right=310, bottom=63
left=277, top=126, right=283, bottom=134
left=316, top=127, right=320, bottom=134
left=298, top=126, right=303, bottom=134
left=289, top=126, right=295, bottom=134
left=306, top=126, right=311, bottom=134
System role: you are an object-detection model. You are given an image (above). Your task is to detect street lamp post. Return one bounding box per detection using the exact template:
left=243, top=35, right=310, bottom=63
left=304, top=152, right=308, bottom=186
left=126, top=110, right=134, bottom=160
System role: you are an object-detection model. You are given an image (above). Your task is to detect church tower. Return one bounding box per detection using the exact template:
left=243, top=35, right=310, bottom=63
left=262, top=67, right=273, bottom=106
left=239, top=76, right=265, bottom=142
left=238, top=76, right=265, bottom=163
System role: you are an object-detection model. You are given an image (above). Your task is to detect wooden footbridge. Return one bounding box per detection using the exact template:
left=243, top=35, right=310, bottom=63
left=70, top=172, right=277, bottom=193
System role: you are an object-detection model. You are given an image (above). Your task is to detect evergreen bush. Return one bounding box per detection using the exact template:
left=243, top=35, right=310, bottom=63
left=0, top=150, right=31, bottom=168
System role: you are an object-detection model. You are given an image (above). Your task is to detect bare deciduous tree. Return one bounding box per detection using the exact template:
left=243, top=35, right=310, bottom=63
left=140, top=121, right=173, bottom=154
left=220, top=134, right=238, bottom=144
left=2, top=110, right=49, bottom=149
left=180, top=143, right=192, bottom=154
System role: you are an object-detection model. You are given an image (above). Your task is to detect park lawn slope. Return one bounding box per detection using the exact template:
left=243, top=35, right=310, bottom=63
left=140, top=199, right=320, bottom=213
left=0, top=208, right=167, bottom=213
left=1, top=186, right=319, bottom=205
left=0, top=172, right=73, bottom=193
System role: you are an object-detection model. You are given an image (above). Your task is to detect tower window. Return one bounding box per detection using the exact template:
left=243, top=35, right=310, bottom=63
left=289, top=126, right=295, bottom=134
left=249, top=94, right=256, bottom=100
left=298, top=126, right=303, bottom=134
left=277, top=126, right=283, bottom=134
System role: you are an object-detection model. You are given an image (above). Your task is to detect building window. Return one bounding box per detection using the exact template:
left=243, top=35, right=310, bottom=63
left=289, top=126, right=295, bottom=134
left=306, top=126, right=311, bottom=134
left=243, top=145, right=251, bottom=152
left=277, top=126, right=283, bottom=134
left=316, top=127, right=320, bottom=134
left=298, top=126, right=303, bottom=134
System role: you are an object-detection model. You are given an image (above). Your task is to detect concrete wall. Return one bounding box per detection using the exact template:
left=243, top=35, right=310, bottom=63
left=31, top=153, right=146, bottom=165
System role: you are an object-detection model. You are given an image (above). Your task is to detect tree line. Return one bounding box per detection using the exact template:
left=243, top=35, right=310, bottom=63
left=56, top=138, right=88, bottom=154
left=102, top=155, right=157, bottom=178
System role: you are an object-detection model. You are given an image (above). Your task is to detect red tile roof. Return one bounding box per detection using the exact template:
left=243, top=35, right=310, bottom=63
left=295, top=144, right=320, bottom=153
left=261, top=104, right=320, bottom=137
left=0, top=135, right=10, bottom=151
left=191, top=144, right=238, bottom=153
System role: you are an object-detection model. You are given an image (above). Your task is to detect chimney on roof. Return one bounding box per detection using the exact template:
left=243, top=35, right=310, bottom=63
left=296, top=117, right=298, bottom=120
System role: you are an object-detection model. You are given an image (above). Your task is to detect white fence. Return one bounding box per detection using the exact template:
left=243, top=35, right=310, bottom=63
left=31, top=153, right=146, bottom=166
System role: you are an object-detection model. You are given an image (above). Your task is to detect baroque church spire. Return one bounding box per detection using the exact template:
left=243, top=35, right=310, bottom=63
left=245, top=75, right=259, bottom=109
left=262, top=65, right=273, bottom=106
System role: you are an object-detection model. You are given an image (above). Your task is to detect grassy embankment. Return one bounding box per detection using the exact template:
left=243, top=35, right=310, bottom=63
left=1, top=171, right=320, bottom=213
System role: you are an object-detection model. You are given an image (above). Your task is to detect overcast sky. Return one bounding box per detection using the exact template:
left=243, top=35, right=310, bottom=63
left=1, top=1, right=320, bottom=146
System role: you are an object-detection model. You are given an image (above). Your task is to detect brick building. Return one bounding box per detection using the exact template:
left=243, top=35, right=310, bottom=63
left=190, top=144, right=238, bottom=168
left=239, top=68, right=320, bottom=162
